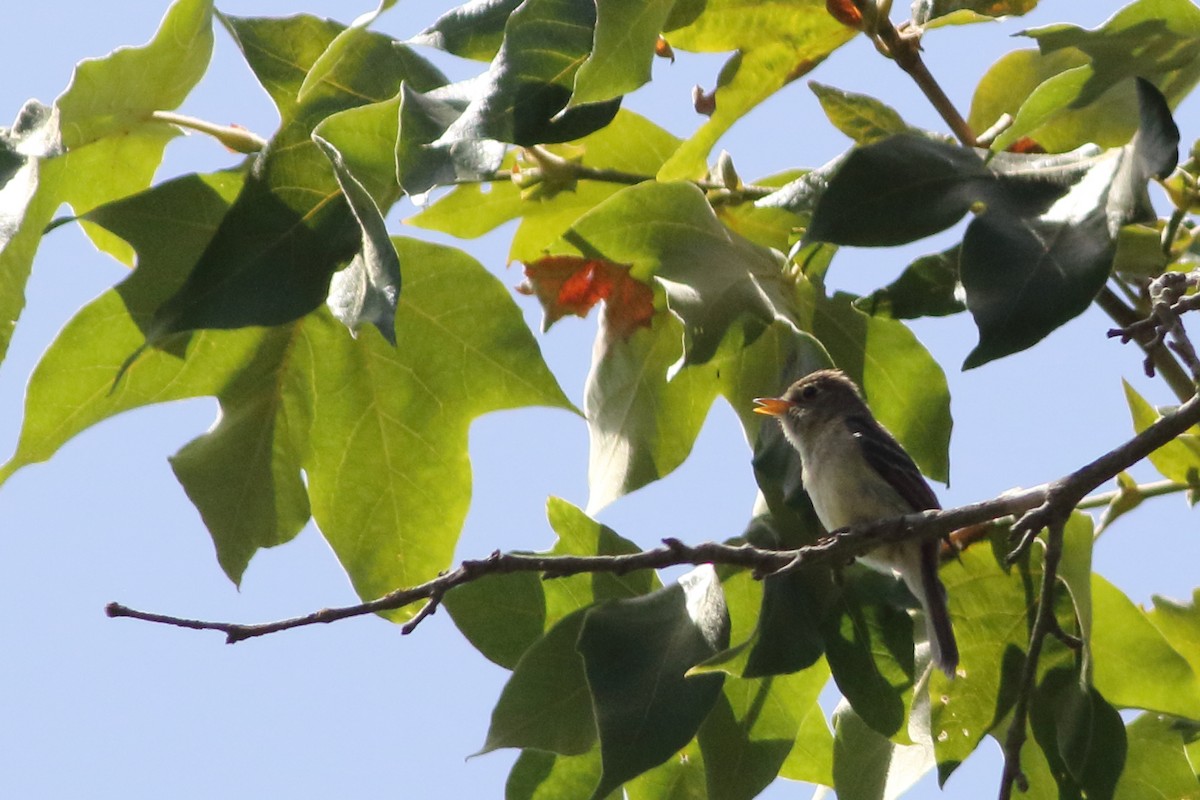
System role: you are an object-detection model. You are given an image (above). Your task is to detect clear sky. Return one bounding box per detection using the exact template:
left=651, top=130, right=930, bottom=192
left=0, top=1, right=1193, bottom=798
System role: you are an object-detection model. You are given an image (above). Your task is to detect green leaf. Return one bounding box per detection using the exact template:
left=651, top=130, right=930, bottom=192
left=436, top=0, right=621, bottom=148
left=481, top=610, right=597, bottom=756
left=831, top=701, right=933, bottom=800
left=507, top=748, right=614, bottom=800
left=1091, top=574, right=1200, bottom=719
left=625, top=739, right=707, bottom=800
left=579, top=568, right=730, bottom=798
left=299, top=238, right=575, bottom=608
left=855, top=247, right=966, bottom=320
left=715, top=169, right=808, bottom=253
left=1116, top=713, right=1200, bottom=799
left=53, top=0, right=213, bottom=261
left=699, top=667, right=833, bottom=798
left=150, top=16, right=445, bottom=339
left=809, top=82, right=917, bottom=145
left=745, top=569, right=833, bottom=677
left=570, top=0, right=676, bottom=106
left=931, top=528, right=1042, bottom=779
left=913, top=0, right=1037, bottom=25
left=994, top=0, right=1200, bottom=152
left=1146, top=590, right=1200, bottom=670
left=822, top=571, right=916, bottom=740
left=412, top=0, right=524, bottom=61
left=445, top=572, right=548, bottom=670
left=313, top=96, right=403, bottom=209
left=56, top=0, right=212, bottom=149
left=313, top=135, right=402, bottom=343
left=543, top=498, right=659, bottom=625
left=658, top=0, right=856, bottom=179
left=1122, top=381, right=1200, bottom=487
left=0, top=102, right=63, bottom=369
left=779, top=662, right=835, bottom=787
left=968, top=48, right=1091, bottom=151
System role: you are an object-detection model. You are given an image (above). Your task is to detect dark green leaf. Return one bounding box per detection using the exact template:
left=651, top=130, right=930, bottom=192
left=542, top=497, right=659, bottom=624
left=436, top=0, right=621, bottom=147
left=822, top=571, right=915, bottom=739
left=313, top=136, right=402, bottom=344
left=412, top=0, right=523, bottom=61
left=855, top=247, right=966, bottom=320
left=481, top=610, right=597, bottom=756
left=744, top=570, right=831, bottom=677
left=698, top=673, right=817, bottom=800
left=579, top=569, right=730, bottom=798
left=809, top=82, right=917, bottom=145
left=1029, top=668, right=1125, bottom=799
left=445, top=573, right=547, bottom=670
left=151, top=17, right=444, bottom=339
left=396, top=82, right=506, bottom=195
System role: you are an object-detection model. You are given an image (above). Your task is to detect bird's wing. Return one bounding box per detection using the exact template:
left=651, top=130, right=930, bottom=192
left=844, top=414, right=940, bottom=511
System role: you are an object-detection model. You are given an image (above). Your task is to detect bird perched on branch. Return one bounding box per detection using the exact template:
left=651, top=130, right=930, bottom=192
left=754, top=369, right=958, bottom=677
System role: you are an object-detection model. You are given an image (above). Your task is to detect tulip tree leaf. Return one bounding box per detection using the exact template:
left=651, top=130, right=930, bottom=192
left=480, top=610, right=597, bottom=756
left=658, top=0, right=856, bottom=179
left=831, top=701, right=934, bottom=800
left=855, top=247, right=966, bottom=320
left=1123, top=381, right=1200, bottom=488
left=1116, top=713, right=1200, bottom=799
left=149, top=15, right=445, bottom=339
left=579, top=568, right=730, bottom=799
left=506, top=748, right=613, bottom=800
left=1028, top=667, right=1126, bottom=799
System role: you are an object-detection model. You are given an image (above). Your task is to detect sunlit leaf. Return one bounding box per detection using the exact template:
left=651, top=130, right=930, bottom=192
left=809, top=82, right=917, bottom=145
left=831, top=700, right=933, bottom=800
left=571, top=0, right=676, bottom=106
left=411, top=0, right=523, bottom=61
left=1116, top=713, right=1200, bottom=799
left=1123, top=381, right=1200, bottom=489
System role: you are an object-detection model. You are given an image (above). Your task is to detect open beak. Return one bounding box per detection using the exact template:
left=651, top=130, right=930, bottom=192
left=753, top=397, right=792, bottom=417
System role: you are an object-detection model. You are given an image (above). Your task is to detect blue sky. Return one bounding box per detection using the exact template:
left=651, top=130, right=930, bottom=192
left=0, top=1, right=1194, bottom=797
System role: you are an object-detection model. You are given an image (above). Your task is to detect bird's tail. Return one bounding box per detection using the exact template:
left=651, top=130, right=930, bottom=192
left=900, top=539, right=959, bottom=677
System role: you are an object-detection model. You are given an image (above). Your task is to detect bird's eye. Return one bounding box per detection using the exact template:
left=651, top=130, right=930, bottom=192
left=799, top=384, right=819, bottom=401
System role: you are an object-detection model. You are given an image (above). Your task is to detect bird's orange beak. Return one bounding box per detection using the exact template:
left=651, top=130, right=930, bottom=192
left=753, top=397, right=792, bottom=417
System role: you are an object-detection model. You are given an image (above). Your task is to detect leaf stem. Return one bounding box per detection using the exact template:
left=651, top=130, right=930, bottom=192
left=1076, top=478, right=1191, bottom=510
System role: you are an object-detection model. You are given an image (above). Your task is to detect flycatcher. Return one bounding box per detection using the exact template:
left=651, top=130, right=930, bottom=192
left=754, top=369, right=958, bottom=677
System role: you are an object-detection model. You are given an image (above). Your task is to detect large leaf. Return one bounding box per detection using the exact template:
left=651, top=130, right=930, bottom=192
left=411, top=0, right=525, bottom=62
left=658, top=0, right=856, bottom=179
left=0, top=173, right=572, bottom=597
left=579, top=567, right=730, bottom=798
left=993, top=0, right=1200, bottom=152
left=809, top=82, right=918, bottom=145
left=507, top=748, right=613, bottom=800
left=1028, top=667, right=1126, bottom=800
left=149, top=15, right=445, bottom=339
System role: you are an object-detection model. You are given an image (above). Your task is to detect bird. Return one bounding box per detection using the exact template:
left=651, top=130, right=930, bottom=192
left=754, top=368, right=959, bottom=677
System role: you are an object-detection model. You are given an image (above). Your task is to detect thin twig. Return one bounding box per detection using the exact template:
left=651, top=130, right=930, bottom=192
left=1097, top=285, right=1196, bottom=402
left=1107, top=271, right=1200, bottom=386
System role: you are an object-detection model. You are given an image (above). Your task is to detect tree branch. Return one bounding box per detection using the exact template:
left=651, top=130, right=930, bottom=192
left=1096, top=286, right=1197, bottom=402
left=873, top=21, right=978, bottom=147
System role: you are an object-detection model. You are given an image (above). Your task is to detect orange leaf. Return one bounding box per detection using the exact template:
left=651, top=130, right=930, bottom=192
left=825, top=0, right=863, bottom=29
left=519, top=256, right=655, bottom=339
